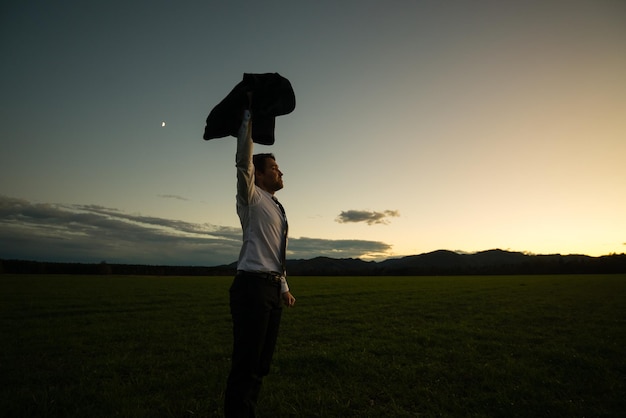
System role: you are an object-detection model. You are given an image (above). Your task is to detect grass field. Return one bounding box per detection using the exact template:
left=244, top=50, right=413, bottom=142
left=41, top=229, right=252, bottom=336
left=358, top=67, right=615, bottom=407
left=1, top=274, right=625, bottom=417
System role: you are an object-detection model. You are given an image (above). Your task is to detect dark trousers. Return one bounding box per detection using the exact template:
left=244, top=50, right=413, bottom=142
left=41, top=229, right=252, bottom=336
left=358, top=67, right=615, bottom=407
left=224, top=272, right=283, bottom=418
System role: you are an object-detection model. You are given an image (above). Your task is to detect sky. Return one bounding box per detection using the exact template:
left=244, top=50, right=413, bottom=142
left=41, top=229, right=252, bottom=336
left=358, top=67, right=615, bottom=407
left=1, top=0, right=625, bottom=266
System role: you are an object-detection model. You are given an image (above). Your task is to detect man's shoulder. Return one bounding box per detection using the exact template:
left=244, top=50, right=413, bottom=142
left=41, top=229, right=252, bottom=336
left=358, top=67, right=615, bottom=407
left=237, top=185, right=265, bottom=207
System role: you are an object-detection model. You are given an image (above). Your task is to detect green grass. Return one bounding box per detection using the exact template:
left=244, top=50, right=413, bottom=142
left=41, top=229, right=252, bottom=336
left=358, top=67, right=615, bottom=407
left=1, top=274, right=625, bottom=417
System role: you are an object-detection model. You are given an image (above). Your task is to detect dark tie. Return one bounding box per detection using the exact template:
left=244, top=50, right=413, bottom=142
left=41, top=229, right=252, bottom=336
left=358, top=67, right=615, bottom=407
left=272, top=196, right=288, bottom=274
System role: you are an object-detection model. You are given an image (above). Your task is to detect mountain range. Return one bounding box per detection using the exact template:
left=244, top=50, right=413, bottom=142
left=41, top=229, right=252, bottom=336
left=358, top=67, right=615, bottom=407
left=284, top=249, right=626, bottom=275
left=2, top=249, right=625, bottom=275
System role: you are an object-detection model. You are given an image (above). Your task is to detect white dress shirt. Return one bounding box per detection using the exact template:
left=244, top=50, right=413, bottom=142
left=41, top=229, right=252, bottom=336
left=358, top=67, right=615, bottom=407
left=235, top=110, right=289, bottom=293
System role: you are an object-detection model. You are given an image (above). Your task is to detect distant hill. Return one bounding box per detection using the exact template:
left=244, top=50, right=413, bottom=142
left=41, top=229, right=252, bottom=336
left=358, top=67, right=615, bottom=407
left=287, top=249, right=625, bottom=276
left=2, top=249, right=625, bottom=275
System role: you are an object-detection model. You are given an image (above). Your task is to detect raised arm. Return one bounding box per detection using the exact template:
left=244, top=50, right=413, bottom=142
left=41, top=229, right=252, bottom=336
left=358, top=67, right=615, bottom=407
left=235, top=109, right=254, bottom=206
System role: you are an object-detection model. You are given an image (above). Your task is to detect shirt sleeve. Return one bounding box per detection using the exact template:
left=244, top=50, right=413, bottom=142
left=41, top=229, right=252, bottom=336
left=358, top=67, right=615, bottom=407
left=235, top=110, right=254, bottom=207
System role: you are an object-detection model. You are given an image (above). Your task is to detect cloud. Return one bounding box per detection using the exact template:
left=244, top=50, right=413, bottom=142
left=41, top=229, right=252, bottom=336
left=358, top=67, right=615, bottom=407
left=0, top=196, right=241, bottom=266
left=289, top=237, right=392, bottom=260
left=0, top=195, right=394, bottom=265
left=336, top=209, right=400, bottom=225
left=158, top=194, right=189, bottom=201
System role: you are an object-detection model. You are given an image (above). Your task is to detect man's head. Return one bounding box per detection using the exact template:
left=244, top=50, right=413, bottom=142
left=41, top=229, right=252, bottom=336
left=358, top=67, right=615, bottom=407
left=253, top=153, right=284, bottom=194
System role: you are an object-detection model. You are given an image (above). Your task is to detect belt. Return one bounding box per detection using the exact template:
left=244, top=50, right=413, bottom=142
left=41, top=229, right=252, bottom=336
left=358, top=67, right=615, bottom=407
left=237, top=270, right=283, bottom=284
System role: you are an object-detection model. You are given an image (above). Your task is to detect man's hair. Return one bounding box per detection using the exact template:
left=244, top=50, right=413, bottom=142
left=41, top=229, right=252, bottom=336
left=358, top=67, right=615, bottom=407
left=253, top=153, right=275, bottom=173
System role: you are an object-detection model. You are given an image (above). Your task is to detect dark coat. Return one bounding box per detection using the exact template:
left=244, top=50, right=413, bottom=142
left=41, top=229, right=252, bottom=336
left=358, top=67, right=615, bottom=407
left=203, top=73, right=296, bottom=145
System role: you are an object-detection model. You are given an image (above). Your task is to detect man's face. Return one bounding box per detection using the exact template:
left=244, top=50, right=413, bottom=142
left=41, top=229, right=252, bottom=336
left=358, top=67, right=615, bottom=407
left=257, top=158, right=284, bottom=193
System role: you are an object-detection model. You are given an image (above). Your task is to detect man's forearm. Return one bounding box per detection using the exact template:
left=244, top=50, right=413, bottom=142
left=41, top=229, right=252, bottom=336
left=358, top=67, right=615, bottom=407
left=236, top=110, right=252, bottom=169
left=236, top=110, right=254, bottom=202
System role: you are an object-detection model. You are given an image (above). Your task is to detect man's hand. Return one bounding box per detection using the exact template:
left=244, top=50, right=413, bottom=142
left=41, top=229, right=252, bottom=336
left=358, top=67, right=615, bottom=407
left=282, top=291, right=296, bottom=307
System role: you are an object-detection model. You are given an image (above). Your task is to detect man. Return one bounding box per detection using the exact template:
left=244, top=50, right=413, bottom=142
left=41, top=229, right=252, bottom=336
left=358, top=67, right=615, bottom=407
left=224, top=98, right=296, bottom=418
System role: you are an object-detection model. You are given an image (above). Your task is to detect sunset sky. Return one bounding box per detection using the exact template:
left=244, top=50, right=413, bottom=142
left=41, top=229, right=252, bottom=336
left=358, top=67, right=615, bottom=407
left=1, top=0, right=625, bottom=266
